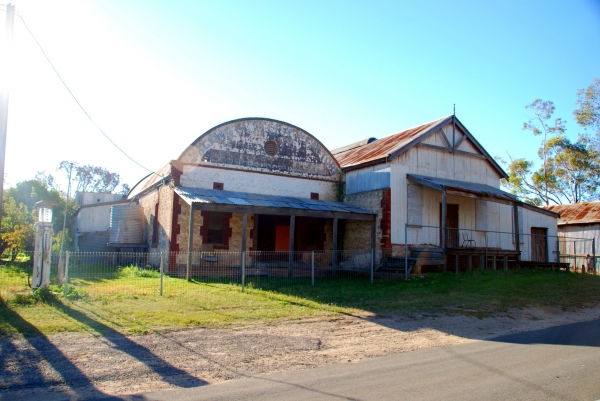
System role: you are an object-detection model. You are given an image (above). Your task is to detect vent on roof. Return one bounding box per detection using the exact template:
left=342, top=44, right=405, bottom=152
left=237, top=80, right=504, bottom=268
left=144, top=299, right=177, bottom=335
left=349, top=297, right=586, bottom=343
left=264, top=140, right=278, bottom=156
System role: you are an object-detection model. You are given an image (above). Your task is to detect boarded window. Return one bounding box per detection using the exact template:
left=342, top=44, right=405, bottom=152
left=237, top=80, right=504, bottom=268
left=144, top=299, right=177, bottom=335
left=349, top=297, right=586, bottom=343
left=310, top=192, right=319, bottom=200
left=407, top=184, right=422, bottom=225
left=213, top=182, right=224, bottom=190
left=475, top=199, right=487, bottom=231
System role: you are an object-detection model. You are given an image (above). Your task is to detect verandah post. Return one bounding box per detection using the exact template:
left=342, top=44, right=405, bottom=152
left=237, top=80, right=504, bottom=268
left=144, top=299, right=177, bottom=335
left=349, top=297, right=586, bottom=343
left=186, top=204, right=194, bottom=281
left=332, top=217, right=338, bottom=277
left=241, top=251, right=246, bottom=292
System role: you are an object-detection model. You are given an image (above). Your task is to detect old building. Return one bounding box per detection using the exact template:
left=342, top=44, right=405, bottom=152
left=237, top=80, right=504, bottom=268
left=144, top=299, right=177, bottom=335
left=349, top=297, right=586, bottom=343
left=544, top=201, right=599, bottom=271
left=127, top=118, right=376, bottom=272
left=332, top=115, right=559, bottom=270
left=73, top=192, right=127, bottom=252
left=128, top=115, right=560, bottom=273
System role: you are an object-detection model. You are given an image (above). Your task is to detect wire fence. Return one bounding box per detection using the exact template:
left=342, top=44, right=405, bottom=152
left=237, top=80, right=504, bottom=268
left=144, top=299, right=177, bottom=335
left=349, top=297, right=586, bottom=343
left=0, top=249, right=377, bottom=301
left=1, top=229, right=597, bottom=303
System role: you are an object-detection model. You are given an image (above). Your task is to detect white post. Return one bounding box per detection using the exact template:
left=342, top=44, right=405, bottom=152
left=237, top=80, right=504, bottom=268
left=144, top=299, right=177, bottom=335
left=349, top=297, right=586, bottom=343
left=0, top=4, right=15, bottom=230
left=160, top=252, right=164, bottom=296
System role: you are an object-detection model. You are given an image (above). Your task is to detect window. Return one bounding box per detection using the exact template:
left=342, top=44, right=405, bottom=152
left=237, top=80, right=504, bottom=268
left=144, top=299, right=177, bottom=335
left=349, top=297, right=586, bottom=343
left=213, top=182, right=224, bottom=190
left=310, top=192, right=319, bottom=200
left=200, top=211, right=232, bottom=249
left=206, top=213, right=225, bottom=244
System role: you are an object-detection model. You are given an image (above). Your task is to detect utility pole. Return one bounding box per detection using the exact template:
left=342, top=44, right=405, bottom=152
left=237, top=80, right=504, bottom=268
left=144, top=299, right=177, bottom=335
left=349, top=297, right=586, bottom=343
left=0, top=4, right=15, bottom=229
left=58, top=163, right=74, bottom=285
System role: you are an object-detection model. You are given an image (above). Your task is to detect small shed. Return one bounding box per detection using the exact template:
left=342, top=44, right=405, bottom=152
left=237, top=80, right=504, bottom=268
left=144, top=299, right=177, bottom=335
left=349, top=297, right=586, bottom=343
left=544, top=201, right=600, bottom=271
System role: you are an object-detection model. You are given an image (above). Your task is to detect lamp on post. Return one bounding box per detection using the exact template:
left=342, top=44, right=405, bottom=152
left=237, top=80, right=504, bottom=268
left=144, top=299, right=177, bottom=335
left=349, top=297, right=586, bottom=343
left=32, top=201, right=57, bottom=289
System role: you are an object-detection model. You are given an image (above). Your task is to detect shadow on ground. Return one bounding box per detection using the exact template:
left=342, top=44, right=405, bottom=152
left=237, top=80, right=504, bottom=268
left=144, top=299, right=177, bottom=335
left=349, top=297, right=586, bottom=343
left=0, top=297, right=206, bottom=399
left=489, top=318, right=600, bottom=347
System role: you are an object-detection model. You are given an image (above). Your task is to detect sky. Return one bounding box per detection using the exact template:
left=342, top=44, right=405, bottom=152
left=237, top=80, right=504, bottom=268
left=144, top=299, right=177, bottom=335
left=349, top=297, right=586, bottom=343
left=1, top=0, right=599, bottom=192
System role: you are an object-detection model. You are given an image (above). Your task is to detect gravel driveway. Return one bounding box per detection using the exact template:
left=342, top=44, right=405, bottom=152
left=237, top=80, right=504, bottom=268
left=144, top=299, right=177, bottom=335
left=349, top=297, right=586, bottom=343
left=1, top=305, right=599, bottom=400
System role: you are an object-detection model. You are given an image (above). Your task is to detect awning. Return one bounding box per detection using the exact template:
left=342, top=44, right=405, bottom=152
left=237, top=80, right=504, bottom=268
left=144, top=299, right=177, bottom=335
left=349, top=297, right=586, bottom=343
left=407, top=174, right=518, bottom=203
left=174, top=186, right=376, bottom=221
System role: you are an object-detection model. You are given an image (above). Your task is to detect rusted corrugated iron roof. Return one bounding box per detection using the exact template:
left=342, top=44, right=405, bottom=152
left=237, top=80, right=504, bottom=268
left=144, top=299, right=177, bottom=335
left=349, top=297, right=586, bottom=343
left=544, top=201, right=600, bottom=225
left=334, top=116, right=452, bottom=169
left=331, top=137, right=377, bottom=156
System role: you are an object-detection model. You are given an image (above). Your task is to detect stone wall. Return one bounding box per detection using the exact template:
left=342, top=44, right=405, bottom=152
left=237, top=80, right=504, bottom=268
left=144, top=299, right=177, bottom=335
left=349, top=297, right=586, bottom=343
left=343, top=189, right=387, bottom=252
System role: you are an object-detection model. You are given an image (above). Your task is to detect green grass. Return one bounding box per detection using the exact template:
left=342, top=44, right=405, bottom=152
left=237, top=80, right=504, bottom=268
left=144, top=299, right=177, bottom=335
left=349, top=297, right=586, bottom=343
left=1, top=267, right=600, bottom=338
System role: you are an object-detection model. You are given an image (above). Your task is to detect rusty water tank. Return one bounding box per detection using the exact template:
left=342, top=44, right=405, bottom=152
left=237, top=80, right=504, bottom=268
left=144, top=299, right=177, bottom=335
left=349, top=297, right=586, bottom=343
left=109, top=205, right=144, bottom=244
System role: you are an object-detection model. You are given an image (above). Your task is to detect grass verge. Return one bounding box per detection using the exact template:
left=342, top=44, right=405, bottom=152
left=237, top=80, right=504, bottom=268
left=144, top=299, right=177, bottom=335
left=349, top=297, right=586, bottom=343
left=1, top=269, right=600, bottom=338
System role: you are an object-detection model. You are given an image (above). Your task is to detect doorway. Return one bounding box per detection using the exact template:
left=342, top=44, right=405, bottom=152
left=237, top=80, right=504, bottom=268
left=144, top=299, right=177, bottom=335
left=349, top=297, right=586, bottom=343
left=440, top=204, right=459, bottom=248
left=531, top=227, right=548, bottom=262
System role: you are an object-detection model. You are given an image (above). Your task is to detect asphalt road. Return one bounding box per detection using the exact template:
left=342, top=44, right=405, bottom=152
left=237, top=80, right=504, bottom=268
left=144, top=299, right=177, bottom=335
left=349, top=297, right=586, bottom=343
left=122, top=319, right=600, bottom=401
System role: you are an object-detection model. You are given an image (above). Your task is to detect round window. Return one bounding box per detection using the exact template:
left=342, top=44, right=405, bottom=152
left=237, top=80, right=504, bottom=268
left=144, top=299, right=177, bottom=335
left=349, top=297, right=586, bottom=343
left=264, top=140, right=278, bottom=156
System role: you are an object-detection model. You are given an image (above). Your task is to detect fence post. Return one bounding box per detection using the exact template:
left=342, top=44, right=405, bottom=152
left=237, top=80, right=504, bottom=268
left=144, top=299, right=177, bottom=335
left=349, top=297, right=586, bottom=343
left=556, top=237, right=561, bottom=271
left=63, top=251, right=69, bottom=299
left=370, top=248, right=374, bottom=284
left=484, top=232, right=488, bottom=270
left=593, top=238, right=597, bottom=275
left=404, top=224, right=408, bottom=281
left=573, top=241, right=576, bottom=273
left=160, top=252, right=164, bottom=296
left=311, top=251, right=315, bottom=287
left=241, top=251, right=245, bottom=293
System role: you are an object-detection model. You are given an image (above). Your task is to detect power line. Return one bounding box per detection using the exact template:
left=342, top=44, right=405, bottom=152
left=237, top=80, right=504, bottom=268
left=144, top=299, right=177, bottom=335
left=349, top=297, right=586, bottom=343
left=15, top=12, right=163, bottom=177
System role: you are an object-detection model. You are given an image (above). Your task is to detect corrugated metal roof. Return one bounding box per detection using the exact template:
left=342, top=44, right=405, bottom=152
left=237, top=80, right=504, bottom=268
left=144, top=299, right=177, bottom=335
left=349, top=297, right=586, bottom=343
left=407, top=174, right=518, bottom=202
left=544, top=201, right=600, bottom=225
left=174, top=186, right=375, bottom=216
left=128, top=163, right=172, bottom=199
left=335, top=116, right=451, bottom=169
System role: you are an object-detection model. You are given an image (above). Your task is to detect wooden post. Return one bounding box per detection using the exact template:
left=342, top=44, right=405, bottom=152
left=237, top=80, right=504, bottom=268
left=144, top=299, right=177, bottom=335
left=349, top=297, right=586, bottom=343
left=503, top=256, right=508, bottom=271
left=288, top=215, right=295, bottom=278
left=492, top=255, right=497, bottom=271
left=186, top=205, right=194, bottom=281
left=513, top=203, right=521, bottom=267
left=332, top=217, right=338, bottom=277
left=593, top=238, right=597, bottom=275
left=441, top=191, right=447, bottom=250
left=480, top=255, right=484, bottom=271
left=241, top=213, right=247, bottom=270
left=454, top=254, right=459, bottom=274
left=371, top=217, right=377, bottom=281
left=468, top=255, right=472, bottom=272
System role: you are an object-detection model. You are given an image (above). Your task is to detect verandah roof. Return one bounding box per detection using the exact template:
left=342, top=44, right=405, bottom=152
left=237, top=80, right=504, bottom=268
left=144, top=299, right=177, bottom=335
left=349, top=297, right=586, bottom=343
left=174, top=186, right=376, bottom=221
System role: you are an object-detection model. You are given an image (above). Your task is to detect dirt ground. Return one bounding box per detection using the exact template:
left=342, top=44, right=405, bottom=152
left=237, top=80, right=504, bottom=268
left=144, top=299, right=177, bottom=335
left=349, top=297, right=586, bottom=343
left=2, top=304, right=600, bottom=400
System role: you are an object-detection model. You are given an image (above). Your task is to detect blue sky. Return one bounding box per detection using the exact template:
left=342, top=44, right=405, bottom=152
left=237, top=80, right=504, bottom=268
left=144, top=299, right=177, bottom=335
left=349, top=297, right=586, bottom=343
left=2, top=0, right=599, bottom=190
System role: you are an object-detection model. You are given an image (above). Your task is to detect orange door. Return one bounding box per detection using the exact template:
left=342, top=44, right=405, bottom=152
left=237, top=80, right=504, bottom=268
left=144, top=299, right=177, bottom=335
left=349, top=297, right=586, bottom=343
left=275, top=226, right=290, bottom=251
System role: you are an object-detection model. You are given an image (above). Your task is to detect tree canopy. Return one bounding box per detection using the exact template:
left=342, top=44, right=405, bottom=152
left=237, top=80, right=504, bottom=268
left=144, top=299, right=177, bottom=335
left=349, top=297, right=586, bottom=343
left=503, top=79, right=600, bottom=205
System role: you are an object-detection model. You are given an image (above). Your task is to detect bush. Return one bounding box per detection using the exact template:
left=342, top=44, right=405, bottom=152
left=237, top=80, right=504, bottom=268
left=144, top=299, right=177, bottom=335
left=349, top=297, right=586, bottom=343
left=117, top=265, right=160, bottom=279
